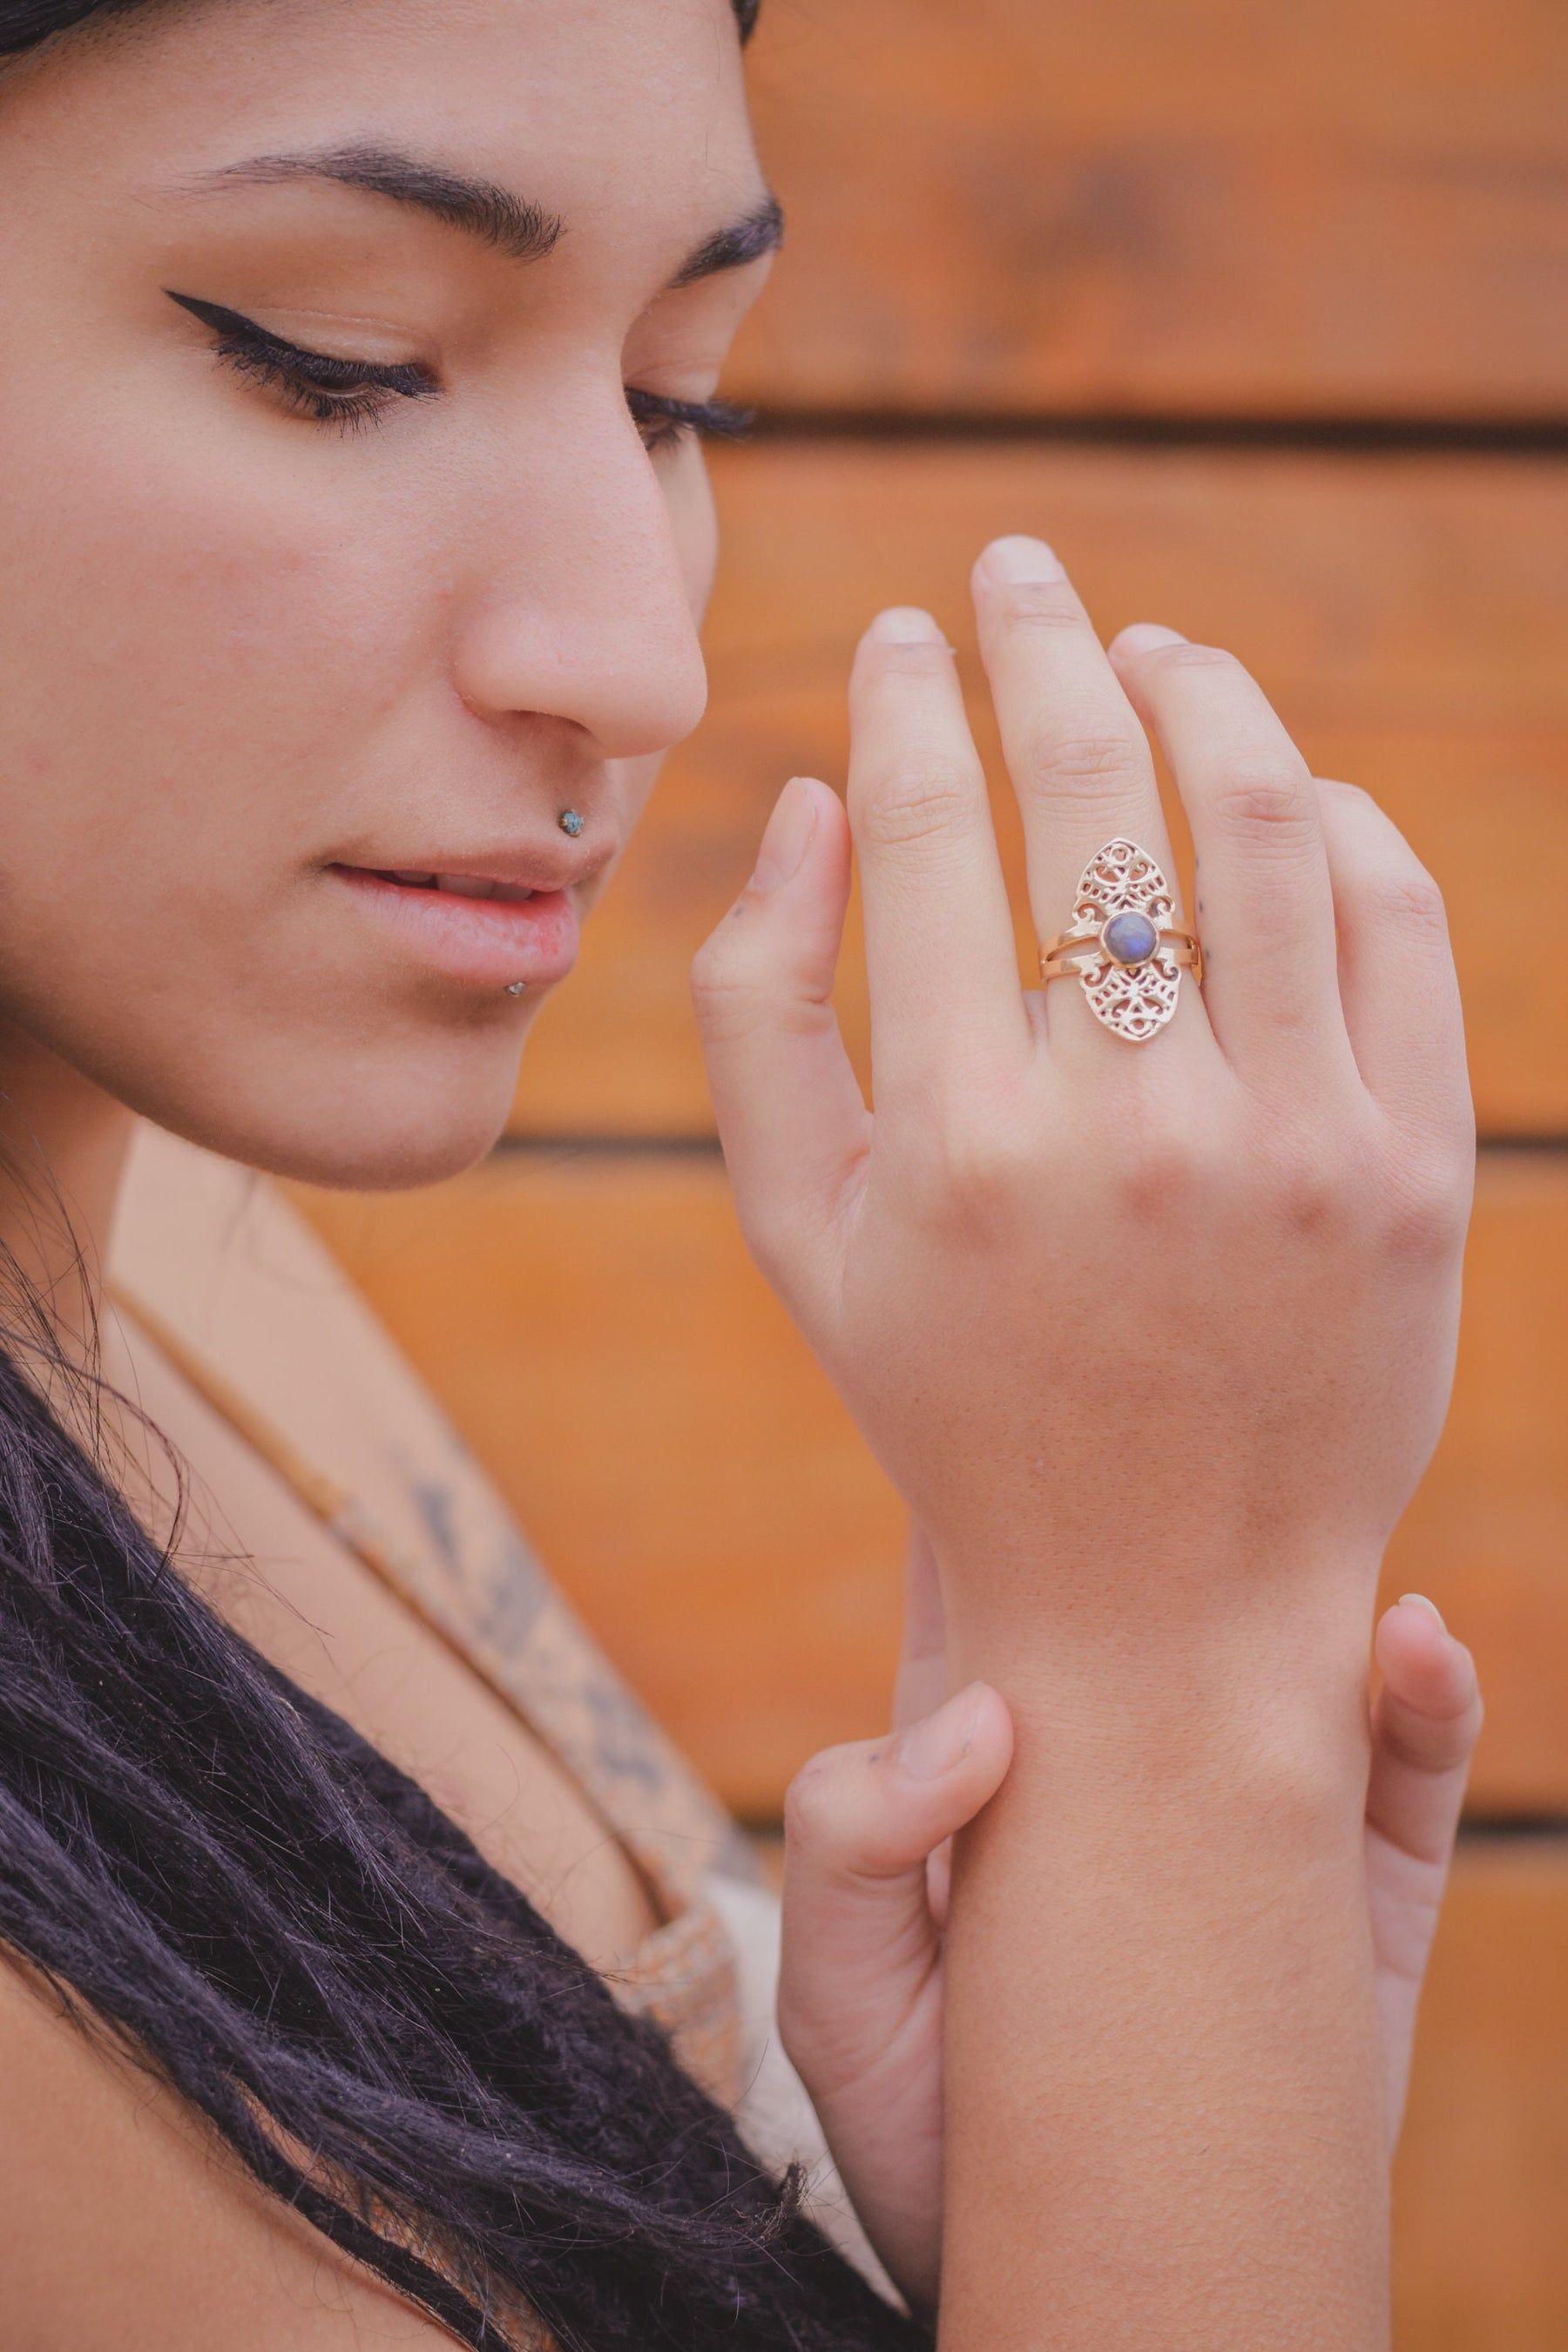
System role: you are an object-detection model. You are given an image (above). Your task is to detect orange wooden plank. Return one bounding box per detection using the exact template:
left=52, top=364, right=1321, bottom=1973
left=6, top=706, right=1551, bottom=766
left=727, top=0, right=1568, bottom=417
left=294, top=1147, right=1568, bottom=1820
left=1390, top=1153, right=1568, bottom=1814
left=1393, top=1842, right=1568, bottom=2349
left=514, top=442, right=1568, bottom=1139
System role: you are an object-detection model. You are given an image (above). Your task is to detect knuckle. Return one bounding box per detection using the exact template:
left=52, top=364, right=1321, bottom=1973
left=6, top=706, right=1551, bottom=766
left=1162, top=641, right=1240, bottom=672
left=855, top=761, right=978, bottom=853
left=1278, top=1151, right=1354, bottom=1239
left=1213, top=756, right=1316, bottom=844
left=990, top=580, right=1085, bottom=633
left=862, top=638, right=957, bottom=679
left=908, top=1096, right=1040, bottom=1238
left=1028, top=727, right=1148, bottom=803
left=783, top=1747, right=854, bottom=1850
left=1380, top=1144, right=1475, bottom=1262
left=688, top=928, right=764, bottom=1044
left=1107, top=1124, right=1213, bottom=1227
left=1362, top=863, right=1451, bottom=945
left=1256, top=1119, right=1360, bottom=1236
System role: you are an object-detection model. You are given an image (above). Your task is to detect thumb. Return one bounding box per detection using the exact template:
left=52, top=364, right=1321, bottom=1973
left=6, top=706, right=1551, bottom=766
left=779, top=1684, right=1012, bottom=2080
left=691, top=778, right=870, bottom=1301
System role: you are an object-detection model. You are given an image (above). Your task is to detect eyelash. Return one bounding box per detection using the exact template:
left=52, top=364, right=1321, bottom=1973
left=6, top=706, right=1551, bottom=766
left=166, top=290, right=753, bottom=451
left=625, top=385, right=754, bottom=452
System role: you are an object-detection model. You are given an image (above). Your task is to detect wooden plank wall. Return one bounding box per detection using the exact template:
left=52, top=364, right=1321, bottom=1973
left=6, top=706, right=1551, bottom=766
left=298, top=3, right=1568, bottom=2340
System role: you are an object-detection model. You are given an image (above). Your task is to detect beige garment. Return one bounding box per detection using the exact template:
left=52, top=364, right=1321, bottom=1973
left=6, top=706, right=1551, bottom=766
left=107, top=1127, right=894, bottom=2342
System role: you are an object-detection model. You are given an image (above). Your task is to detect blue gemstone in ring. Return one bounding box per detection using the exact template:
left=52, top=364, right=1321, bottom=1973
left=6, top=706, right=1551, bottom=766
left=1101, top=909, right=1159, bottom=965
left=558, top=808, right=585, bottom=837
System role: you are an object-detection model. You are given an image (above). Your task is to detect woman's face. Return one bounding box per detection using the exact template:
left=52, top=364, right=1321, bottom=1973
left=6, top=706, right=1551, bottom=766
left=0, top=0, right=771, bottom=1186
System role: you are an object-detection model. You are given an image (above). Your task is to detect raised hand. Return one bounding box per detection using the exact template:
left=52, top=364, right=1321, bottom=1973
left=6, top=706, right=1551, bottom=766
left=694, top=537, right=1476, bottom=2346
left=693, top=544, right=1472, bottom=1654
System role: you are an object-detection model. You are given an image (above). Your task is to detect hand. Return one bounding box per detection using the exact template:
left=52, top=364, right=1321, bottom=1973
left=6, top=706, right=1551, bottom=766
left=695, top=538, right=1477, bottom=2336
left=778, top=1541, right=1480, bottom=2314
left=692, top=539, right=1475, bottom=1684
left=776, top=1528, right=1010, bottom=2318
left=1368, top=1591, right=1483, bottom=2139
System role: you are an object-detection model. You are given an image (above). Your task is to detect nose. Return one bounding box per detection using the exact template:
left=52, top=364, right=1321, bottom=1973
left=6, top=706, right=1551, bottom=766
left=448, top=385, right=711, bottom=761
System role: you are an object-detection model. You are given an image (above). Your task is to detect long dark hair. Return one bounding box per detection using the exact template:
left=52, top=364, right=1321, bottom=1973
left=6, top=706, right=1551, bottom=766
left=0, top=1328, right=919, bottom=2349
left=0, top=3, right=923, bottom=2345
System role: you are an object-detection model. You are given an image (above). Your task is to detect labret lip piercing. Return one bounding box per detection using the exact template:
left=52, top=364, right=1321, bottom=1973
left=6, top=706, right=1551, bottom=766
left=505, top=813, right=580, bottom=990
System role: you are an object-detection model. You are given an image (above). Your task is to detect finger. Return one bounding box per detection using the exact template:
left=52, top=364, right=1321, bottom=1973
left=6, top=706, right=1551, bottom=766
left=781, top=1686, right=1012, bottom=2049
left=847, top=607, right=1030, bottom=1104
left=1366, top=1594, right=1481, bottom=2147
left=781, top=1685, right=1009, bottom=2323
left=894, top=1522, right=947, bottom=1731
left=1368, top=1593, right=1483, bottom=1863
left=1315, top=779, right=1473, bottom=1152
left=970, top=540, right=1199, bottom=1051
left=1111, top=624, right=1352, bottom=1080
left=692, top=778, right=872, bottom=1303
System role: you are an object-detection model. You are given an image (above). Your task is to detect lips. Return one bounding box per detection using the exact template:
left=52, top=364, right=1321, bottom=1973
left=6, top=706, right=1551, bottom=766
left=379, top=869, right=538, bottom=902
left=331, top=863, right=581, bottom=991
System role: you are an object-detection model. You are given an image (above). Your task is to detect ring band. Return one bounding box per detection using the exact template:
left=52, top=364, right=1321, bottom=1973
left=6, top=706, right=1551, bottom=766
left=1039, top=838, right=1202, bottom=1044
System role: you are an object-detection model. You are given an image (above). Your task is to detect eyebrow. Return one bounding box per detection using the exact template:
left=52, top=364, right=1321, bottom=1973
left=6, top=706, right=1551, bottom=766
left=672, top=193, right=785, bottom=286
left=198, top=145, right=561, bottom=263
left=190, top=145, right=783, bottom=285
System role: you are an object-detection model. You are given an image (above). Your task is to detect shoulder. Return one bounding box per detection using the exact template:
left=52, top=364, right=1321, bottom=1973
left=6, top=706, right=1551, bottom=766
left=0, top=1955, right=452, bottom=2349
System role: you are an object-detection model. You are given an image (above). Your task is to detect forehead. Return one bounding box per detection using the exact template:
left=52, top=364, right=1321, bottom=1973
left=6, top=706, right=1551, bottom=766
left=7, top=0, right=764, bottom=274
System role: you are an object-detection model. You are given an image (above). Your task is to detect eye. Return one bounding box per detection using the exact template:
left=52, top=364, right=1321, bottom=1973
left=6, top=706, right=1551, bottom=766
left=625, top=386, right=754, bottom=456
left=166, top=291, right=438, bottom=433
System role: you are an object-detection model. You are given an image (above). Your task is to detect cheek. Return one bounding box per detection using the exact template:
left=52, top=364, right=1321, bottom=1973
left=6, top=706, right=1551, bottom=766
left=0, top=403, right=435, bottom=892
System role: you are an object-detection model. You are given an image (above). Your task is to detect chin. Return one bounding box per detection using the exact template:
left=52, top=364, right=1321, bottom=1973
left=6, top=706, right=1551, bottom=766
left=247, top=1106, right=514, bottom=1196
left=118, top=1021, right=531, bottom=1195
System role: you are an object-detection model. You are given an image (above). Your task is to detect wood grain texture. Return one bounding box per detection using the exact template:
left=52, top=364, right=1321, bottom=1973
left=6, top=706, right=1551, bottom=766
left=513, top=441, right=1568, bottom=1139
left=1393, top=1842, right=1568, bottom=2348
left=728, top=0, right=1568, bottom=416
left=293, top=1148, right=1568, bottom=1821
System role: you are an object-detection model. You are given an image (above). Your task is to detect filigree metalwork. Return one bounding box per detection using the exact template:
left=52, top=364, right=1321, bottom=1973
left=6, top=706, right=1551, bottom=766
left=1038, top=837, right=1201, bottom=1044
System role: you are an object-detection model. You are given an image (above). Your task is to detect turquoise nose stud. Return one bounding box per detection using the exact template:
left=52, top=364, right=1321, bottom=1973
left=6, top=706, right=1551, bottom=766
left=558, top=809, right=584, bottom=837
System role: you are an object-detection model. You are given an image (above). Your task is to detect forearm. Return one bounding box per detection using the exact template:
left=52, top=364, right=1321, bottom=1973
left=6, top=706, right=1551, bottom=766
left=938, top=1585, right=1388, bottom=2351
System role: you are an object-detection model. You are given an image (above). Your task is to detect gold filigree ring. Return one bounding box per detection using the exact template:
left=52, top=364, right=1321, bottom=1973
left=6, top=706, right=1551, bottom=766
left=1039, top=837, right=1202, bottom=1044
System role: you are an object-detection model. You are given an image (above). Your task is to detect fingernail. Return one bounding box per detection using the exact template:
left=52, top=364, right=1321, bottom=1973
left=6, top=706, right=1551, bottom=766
left=978, top=534, right=1064, bottom=585
left=896, top=1683, right=983, bottom=1781
left=864, top=605, right=948, bottom=645
left=1113, top=621, right=1188, bottom=654
left=1398, top=1592, right=1447, bottom=1632
left=748, top=776, right=819, bottom=892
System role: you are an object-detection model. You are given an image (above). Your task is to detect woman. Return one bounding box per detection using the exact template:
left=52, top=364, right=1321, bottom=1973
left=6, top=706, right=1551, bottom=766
left=0, top=1, right=1481, bottom=2345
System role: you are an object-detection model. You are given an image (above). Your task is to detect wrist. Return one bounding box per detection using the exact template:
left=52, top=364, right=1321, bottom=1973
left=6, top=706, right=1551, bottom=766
left=943, top=1552, right=1378, bottom=1830
left=936, top=1517, right=1383, bottom=1668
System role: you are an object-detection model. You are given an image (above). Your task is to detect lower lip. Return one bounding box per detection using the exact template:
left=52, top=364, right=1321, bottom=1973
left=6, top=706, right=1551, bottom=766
left=330, top=866, right=580, bottom=990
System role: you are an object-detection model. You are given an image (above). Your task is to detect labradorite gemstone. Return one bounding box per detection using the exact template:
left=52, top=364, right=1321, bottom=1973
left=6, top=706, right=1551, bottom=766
left=1102, top=909, right=1159, bottom=965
